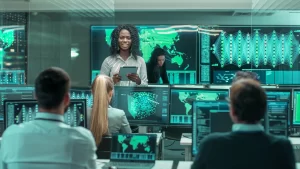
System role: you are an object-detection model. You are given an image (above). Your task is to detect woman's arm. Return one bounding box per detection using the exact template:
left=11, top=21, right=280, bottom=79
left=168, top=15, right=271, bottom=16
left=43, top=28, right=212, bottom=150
left=138, top=58, right=148, bottom=85
left=161, top=69, right=170, bottom=84
left=120, top=111, right=132, bottom=133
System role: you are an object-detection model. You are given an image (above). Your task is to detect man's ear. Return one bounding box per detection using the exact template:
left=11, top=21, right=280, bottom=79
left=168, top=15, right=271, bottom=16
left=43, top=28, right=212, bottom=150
left=64, top=93, right=70, bottom=106
left=229, top=105, right=237, bottom=123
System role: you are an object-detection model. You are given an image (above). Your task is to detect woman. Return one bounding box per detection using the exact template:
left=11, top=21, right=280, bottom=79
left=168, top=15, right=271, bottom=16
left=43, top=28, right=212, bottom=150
left=147, top=47, right=169, bottom=84
left=100, top=24, right=148, bottom=86
left=89, top=75, right=132, bottom=146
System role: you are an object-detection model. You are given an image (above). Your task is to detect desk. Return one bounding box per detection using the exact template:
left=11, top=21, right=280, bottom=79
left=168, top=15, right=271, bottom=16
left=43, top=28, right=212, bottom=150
left=180, top=133, right=192, bottom=161
left=177, top=161, right=300, bottom=169
left=177, top=161, right=193, bottom=169
left=180, top=133, right=300, bottom=162
left=96, top=159, right=173, bottom=169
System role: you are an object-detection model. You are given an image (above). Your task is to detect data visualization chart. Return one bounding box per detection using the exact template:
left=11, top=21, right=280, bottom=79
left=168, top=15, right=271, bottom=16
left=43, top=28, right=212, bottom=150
left=91, top=25, right=197, bottom=84
left=0, top=25, right=27, bottom=84
left=112, top=86, right=169, bottom=125
left=170, top=88, right=229, bottom=125
left=70, top=87, right=93, bottom=108
left=4, top=99, right=87, bottom=128
left=200, top=26, right=300, bottom=84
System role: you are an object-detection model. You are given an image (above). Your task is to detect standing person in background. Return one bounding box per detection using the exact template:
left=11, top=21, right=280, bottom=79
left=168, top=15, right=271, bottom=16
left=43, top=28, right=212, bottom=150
left=147, top=47, right=169, bottom=84
left=100, top=24, right=148, bottom=86
left=88, top=75, right=131, bottom=146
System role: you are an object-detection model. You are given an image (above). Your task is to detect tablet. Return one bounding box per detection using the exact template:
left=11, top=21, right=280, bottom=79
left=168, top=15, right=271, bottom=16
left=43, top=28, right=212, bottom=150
left=119, top=66, right=138, bottom=80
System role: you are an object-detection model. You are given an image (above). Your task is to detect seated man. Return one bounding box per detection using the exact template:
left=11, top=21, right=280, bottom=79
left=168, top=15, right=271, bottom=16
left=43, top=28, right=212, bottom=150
left=0, top=67, right=97, bottom=169
left=191, top=79, right=295, bottom=169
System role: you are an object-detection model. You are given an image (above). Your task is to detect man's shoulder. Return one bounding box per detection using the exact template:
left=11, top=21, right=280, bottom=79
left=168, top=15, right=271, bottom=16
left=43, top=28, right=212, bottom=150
left=2, top=124, right=23, bottom=136
left=202, top=132, right=231, bottom=143
left=70, top=126, right=95, bottom=141
left=267, top=134, right=292, bottom=146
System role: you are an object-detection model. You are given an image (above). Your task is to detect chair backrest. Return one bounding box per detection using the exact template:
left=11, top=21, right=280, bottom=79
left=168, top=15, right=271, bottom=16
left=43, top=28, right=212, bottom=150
left=96, top=136, right=112, bottom=159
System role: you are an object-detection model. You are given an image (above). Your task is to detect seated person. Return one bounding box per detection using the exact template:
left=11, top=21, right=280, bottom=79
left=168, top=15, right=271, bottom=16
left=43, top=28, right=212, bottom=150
left=0, top=67, right=97, bottom=169
left=147, top=47, right=169, bottom=84
left=191, top=78, right=295, bottom=169
left=232, top=71, right=259, bottom=83
left=88, top=75, right=131, bottom=146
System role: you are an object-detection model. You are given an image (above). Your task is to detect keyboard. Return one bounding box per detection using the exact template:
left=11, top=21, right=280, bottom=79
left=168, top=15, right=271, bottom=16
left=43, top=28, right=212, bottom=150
left=105, top=161, right=155, bottom=169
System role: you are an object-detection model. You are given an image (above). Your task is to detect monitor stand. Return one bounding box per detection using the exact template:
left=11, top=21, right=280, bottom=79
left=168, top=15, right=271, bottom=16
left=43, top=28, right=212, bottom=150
left=138, top=126, right=148, bottom=133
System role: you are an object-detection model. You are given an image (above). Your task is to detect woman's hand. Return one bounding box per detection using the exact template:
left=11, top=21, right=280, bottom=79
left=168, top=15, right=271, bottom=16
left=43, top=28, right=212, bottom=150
left=112, top=74, right=121, bottom=84
left=127, top=73, right=141, bottom=85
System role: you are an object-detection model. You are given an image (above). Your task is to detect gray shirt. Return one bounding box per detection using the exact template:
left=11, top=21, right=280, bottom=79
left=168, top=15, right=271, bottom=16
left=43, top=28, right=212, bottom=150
left=87, top=107, right=132, bottom=134
left=100, top=55, right=148, bottom=86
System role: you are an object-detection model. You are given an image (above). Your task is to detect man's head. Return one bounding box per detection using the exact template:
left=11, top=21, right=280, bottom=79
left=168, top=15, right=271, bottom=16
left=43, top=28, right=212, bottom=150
left=229, top=78, right=267, bottom=124
left=232, top=71, right=259, bottom=83
left=35, top=67, right=70, bottom=114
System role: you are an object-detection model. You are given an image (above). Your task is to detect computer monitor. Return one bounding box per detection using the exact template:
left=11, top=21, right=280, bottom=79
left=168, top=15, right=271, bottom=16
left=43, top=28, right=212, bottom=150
left=265, top=88, right=292, bottom=101
left=263, top=101, right=289, bottom=136
left=292, top=89, right=300, bottom=125
left=111, top=85, right=170, bottom=125
left=110, top=133, right=157, bottom=162
left=192, top=100, right=289, bottom=156
left=0, top=85, right=35, bottom=120
left=170, top=87, right=229, bottom=125
left=3, top=99, right=87, bottom=128
left=91, top=25, right=197, bottom=84
left=201, top=26, right=300, bottom=85
left=192, top=101, right=231, bottom=156
left=70, top=87, right=93, bottom=108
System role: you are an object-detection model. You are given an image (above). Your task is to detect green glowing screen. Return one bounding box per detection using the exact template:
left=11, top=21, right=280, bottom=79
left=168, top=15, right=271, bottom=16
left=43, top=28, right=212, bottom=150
left=91, top=25, right=197, bottom=84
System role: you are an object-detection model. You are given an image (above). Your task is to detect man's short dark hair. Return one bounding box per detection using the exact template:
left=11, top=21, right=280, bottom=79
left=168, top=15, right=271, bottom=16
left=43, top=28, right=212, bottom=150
left=35, top=67, right=70, bottom=109
left=232, top=71, right=259, bottom=83
left=230, top=79, right=266, bottom=123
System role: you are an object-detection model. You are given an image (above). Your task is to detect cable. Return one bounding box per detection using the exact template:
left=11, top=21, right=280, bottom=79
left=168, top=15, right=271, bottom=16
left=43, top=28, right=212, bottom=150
left=164, top=140, right=176, bottom=148
left=131, top=127, right=139, bottom=132
left=182, top=134, right=192, bottom=139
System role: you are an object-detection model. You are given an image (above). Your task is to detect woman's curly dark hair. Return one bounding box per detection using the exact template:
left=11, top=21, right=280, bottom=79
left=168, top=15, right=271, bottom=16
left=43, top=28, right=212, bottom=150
left=110, top=24, right=140, bottom=59
left=148, top=47, right=167, bottom=70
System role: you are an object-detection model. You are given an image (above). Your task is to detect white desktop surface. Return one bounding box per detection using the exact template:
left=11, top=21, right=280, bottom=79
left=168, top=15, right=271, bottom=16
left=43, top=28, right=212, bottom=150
left=180, top=133, right=192, bottom=145
left=177, top=161, right=300, bottom=169
left=177, top=161, right=193, bottom=169
left=181, top=133, right=300, bottom=146
left=96, top=159, right=173, bottom=169
left=289, top=137, right=300, bottom=145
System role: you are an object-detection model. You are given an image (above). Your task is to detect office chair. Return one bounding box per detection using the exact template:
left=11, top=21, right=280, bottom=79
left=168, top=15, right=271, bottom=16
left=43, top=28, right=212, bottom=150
left=96, top=136, right=112, bottom=159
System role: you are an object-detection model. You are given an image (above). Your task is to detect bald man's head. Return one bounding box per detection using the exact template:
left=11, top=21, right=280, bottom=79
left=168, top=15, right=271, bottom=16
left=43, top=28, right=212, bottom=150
left=229, top=79, right=267, bottom=123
